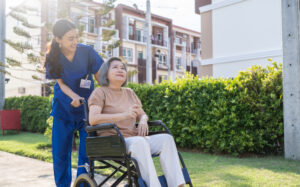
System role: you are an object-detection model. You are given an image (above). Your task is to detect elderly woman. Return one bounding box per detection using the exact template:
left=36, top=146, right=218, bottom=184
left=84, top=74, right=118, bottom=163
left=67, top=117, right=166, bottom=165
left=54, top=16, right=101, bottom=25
left=88, top=57, right=185, bottom=187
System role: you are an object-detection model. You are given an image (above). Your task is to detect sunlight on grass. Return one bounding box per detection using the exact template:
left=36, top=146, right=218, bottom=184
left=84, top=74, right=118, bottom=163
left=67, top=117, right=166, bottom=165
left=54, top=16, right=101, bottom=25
left=1, top=132, right=300, bottom=186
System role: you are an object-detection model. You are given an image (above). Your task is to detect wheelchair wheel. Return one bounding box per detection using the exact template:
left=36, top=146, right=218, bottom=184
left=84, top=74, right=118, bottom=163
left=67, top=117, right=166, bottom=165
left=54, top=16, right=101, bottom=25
left=73, top=173, right=97, bottom=187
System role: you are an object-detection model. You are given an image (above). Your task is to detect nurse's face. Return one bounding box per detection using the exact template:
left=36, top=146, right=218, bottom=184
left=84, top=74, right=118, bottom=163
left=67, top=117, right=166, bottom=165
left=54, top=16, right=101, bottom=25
left=107, top=60, right=127, bottom=86
left=56, top=29, right=78, bottom=53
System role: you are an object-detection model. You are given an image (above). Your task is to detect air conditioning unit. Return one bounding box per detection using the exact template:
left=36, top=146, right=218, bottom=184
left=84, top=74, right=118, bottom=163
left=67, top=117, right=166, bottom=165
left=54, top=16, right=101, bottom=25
left=18, top=87, right=26, bottom=94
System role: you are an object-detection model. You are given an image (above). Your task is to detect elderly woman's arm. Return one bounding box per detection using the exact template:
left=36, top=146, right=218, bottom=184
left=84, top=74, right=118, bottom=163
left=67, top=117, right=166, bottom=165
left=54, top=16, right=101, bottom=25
left=89, top=104, right=139, bottom=126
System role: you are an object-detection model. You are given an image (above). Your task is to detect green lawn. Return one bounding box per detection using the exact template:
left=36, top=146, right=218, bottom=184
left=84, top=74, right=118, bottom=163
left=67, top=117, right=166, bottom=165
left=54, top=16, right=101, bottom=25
left=1, top=131, right=300, bottom=186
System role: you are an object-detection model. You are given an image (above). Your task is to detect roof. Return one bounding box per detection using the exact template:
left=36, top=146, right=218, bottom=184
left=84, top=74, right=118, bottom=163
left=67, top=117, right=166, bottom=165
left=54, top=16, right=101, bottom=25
left=173, top=25, right=201, bottom=35
left=116, top=4, right=172, bottom=23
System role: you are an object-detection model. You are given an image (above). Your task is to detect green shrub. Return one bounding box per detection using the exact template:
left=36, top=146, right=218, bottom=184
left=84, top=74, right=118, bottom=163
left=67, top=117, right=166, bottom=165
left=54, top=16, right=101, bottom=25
left=4, top=96, right=51, bottom=133
left=128, top=61, right=283, bottom=156
left=40, top=61, right=283, bottom=155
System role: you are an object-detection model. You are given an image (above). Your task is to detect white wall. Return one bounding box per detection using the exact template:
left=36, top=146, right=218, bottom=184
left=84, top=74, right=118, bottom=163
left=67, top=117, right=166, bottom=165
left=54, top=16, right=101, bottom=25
left=213, top=56, right=282, bottom=78
left=204, top=0, right=282, bottom=77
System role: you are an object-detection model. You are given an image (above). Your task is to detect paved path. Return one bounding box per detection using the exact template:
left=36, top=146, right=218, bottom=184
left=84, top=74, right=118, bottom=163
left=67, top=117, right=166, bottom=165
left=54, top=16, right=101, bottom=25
left=0, top=151, right=124, bottom=187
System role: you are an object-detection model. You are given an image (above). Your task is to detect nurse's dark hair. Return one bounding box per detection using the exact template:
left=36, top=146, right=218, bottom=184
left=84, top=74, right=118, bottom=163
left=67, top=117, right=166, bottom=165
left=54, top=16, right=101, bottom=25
left=44, top=19, right=76, bottom=78
left=99, top=57, right=127, bottom=87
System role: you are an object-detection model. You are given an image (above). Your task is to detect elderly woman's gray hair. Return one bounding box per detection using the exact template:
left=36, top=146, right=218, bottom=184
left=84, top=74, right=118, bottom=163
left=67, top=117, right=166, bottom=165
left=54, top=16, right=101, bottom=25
left=99, top=57, right=128, bottom=87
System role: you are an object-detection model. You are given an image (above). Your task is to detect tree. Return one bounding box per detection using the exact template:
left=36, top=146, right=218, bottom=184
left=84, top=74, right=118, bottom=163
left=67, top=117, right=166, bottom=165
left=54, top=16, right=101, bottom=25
left=1, top=0, right=45, bottom=82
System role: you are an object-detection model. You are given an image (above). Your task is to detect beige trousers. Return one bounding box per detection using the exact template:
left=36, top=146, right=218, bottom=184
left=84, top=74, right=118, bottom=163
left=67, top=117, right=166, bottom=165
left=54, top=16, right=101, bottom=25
left=125, top=134, right=185, bottom=187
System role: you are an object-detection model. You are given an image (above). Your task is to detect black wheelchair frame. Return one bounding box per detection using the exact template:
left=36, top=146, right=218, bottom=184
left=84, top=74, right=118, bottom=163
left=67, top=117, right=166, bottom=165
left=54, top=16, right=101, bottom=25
left=73, top=100, right=193, bottom=187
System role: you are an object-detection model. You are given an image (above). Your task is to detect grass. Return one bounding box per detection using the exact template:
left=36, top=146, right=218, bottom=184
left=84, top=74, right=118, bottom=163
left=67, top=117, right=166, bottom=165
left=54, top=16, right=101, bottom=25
left=1, top=131, right=300, bottom=186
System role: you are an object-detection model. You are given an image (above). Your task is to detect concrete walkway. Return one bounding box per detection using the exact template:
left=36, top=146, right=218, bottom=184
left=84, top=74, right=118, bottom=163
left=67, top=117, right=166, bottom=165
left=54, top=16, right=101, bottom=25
left=0, top=151, right=124, bottom=187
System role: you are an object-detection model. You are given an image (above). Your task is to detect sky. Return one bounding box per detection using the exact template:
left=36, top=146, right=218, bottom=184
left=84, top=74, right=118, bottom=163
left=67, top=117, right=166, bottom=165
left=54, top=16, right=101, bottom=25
left=6, top=0, right=201, bottom=32
left=107, top=0, right=201, bottom=32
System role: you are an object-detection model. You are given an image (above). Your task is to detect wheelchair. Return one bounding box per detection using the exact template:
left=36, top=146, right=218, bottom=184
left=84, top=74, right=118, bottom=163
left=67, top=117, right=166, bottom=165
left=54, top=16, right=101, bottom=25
left=73, top=100, right=193, bottom=187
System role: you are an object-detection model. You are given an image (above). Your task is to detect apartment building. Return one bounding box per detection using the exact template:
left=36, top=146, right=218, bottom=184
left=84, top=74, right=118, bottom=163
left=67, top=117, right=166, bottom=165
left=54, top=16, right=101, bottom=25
left=5, top=1, right=202, bottom=98
left=5, top=0, right=43, bottom=98
left=115, top=4, right=201, bottom=83
left=115, top=4, right=172, bottom=83
left=173, top=25, right=201, bottom=80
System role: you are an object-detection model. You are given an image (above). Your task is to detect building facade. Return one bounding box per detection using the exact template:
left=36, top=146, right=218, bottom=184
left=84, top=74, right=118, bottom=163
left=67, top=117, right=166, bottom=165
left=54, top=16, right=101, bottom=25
left=5, top=1, right=202, bottom=98
left=115, top=4, right=201, bottom=83
left=195, top=0, right=282, bottom=78
left=5, top=0, right=43, bottom=98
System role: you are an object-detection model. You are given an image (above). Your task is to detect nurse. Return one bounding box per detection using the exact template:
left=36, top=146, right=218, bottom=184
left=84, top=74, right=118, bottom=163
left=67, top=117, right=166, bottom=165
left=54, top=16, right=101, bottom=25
left=45, top=19, right=103, bottom=187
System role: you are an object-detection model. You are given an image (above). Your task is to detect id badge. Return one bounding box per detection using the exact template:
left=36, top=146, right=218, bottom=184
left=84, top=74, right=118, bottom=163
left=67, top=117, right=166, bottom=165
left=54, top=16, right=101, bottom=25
left=80, top=78, right=91, bottom=89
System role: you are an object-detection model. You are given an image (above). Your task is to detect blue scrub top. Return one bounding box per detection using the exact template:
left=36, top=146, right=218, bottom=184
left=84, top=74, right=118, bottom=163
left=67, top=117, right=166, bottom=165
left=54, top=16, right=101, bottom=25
left=46, top=44, right=103, bottom=121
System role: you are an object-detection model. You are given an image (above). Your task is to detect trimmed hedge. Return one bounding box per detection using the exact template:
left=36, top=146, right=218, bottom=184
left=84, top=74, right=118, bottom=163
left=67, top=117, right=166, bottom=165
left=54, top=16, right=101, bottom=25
left=4, top=96, right=51, bottom=133
left=128, top=62, right=283, bottom=155
left=5, top=61, right=283, bottom=156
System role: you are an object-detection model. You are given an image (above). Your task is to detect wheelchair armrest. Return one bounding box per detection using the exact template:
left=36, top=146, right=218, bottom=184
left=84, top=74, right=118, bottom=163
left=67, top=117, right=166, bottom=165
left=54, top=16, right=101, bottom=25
left=85, top=123, right=127, bottom=146
left=148, top=120, right=164, bottom=126
left=85, top=123, right=116, bottom=133
left=148, top=120, right=172, bottom=135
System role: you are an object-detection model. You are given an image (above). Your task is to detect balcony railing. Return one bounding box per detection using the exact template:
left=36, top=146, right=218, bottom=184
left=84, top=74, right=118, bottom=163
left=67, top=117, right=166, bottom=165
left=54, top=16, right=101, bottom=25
left=152, top=39, right=167, bottom=47
left=157, top=63, right=168, bottom=69
left=127, top=35, right=168, bottom=47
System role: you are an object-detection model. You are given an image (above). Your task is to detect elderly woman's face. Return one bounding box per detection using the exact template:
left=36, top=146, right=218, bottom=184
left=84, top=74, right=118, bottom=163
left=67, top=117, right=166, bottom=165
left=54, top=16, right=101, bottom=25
left=107, top=60, right=127, bottom=85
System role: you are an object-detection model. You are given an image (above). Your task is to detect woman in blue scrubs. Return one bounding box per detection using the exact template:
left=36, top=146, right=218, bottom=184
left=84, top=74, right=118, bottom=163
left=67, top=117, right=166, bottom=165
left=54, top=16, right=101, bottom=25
left=45, top=19, right=103, bottom=187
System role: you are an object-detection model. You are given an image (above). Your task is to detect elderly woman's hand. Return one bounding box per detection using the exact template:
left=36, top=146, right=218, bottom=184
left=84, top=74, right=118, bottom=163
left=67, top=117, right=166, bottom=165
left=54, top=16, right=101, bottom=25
left=124, top=104, right=139, bottom=119
left=138, top=115, right=148, bottom=136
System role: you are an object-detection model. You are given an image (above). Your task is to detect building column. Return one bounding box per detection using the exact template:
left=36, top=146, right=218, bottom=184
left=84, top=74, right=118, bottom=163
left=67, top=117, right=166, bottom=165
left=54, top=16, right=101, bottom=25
left=282, top=0, right=300, bottom=160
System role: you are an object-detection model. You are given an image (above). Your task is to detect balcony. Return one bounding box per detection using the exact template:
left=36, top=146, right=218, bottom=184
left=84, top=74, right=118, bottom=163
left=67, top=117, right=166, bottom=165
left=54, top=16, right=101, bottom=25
left=157, top=63, right=168, bottom=69
left=152, top=39, right=167, bottom=47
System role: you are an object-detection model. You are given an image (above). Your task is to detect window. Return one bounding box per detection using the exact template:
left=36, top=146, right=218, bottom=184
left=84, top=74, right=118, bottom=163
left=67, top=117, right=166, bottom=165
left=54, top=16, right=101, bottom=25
left=176, top=57, right=182, bottom=70
left=157, top=33, right=162, bottom=41
left=87, top=43, right=95, bottom=49
left=88, top=18, right=95, bottom=33
left=107, top=49, right=113, bottom=58
left=158, top=75, right=168, bottom=83
left=128, top=74, right=135, bottom=83
left=138, top=51, right=143, bottom=59
left=136, top=29, right=142, bottom=42
left=18, top=87, right=26, bottom=94
left=122, top=47, right=133, bottom=62
left=129, top=25, right=133, bottom=36
left=175, top=37, right=181, bottom=44
left=158, top=54, right=167, bottom=65
left=41, top=83, right=51, bottom=96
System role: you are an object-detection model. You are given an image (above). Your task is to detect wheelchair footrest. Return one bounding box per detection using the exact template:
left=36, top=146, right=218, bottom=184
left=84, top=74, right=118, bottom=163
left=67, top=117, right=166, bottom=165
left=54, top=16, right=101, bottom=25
left=158, top=175, right=168, bottom=186
left=126, top=168, right=192, bottom=187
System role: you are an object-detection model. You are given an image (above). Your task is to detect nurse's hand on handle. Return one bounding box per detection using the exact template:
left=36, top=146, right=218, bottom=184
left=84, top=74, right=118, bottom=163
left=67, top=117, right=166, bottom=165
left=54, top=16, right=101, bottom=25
left=56, top=79, right=84, bottom=108
left=71, top=95, right=84, bottom=107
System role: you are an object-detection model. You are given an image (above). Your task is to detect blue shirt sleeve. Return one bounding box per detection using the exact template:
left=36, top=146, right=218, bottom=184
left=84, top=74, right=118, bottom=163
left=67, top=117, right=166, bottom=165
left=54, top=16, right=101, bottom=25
left=89, top=47, right=103, bottom=74
left=45, top=55, right=62, bottom=79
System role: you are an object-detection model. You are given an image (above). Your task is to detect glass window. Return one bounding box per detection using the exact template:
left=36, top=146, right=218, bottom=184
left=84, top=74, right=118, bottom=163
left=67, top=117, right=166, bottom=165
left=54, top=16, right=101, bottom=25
left=87, top=43, right=95, bottom=49
left=136, top=29, right=142, bottom=41
left=127, top=49, right=132, bottom=57
left=123, top=48, right=126, bottom=56
left=176, top=57, right=182, bottom=70
left=138, top=51, right=143, bottom=59
left=158, top=75, right=168, bottom=83
left=123, top=47, right=133, bottom=62
left=129, top=26, right=133, bottom=36
left=158, top=54, right=167, bottom=65
left=88, top=18, right=95, bottom=33
left=157, top=33, right=162, bottom=41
